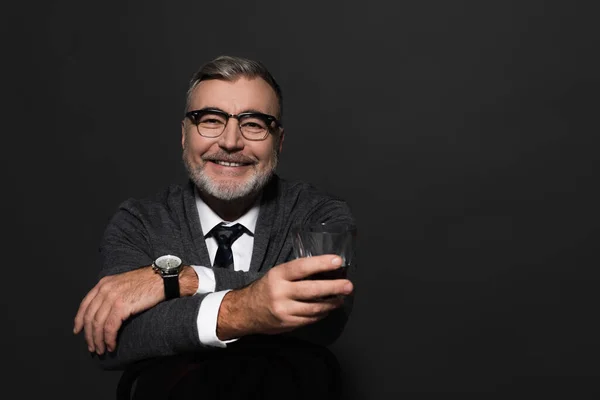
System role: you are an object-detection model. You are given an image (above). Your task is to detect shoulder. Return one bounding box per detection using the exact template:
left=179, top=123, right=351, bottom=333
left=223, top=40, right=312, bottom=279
left=274, top=176, right=345, bottom=204
left=114, top=181, right=194, bottom=222
left=267, top=175, right=354, bottom=223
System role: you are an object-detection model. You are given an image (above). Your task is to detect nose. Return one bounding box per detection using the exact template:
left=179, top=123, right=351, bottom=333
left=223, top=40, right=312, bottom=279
left=218, top=117, right=245, bottom=151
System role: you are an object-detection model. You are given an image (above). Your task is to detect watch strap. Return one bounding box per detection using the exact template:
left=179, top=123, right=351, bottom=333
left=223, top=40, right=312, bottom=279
left=163, top=272, right=180, bottom=300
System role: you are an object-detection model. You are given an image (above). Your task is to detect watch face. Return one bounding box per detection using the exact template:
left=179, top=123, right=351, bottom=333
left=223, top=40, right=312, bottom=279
left=154, top=255, right=182, bottom=272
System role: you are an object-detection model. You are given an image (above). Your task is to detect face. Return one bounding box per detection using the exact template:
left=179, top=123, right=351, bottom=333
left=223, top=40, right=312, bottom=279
left=182, top=77, right=284, bottom=201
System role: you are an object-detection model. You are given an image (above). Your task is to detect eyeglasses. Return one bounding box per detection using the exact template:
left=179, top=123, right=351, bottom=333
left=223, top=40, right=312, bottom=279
left=185, top=108, right=281, bottom=141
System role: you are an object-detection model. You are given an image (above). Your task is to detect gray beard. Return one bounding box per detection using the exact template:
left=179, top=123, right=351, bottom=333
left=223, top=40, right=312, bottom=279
left=183, top=150, right=278, bottom=201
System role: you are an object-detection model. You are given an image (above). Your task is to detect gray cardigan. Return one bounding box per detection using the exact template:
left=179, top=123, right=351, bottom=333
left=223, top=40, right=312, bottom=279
left=97, top=175, right=356, bottom=370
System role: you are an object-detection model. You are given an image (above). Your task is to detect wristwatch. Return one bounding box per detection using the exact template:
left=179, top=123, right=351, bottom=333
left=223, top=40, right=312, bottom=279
left=152, top=255, right=183, bottom=300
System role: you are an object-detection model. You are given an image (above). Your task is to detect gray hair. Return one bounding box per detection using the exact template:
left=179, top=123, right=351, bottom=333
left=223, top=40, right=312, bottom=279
left=185, top=55, right=283, bottom=121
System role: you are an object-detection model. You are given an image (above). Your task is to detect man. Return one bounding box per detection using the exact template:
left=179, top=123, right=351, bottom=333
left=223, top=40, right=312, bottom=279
left=73, top=55, right=356, bottom=399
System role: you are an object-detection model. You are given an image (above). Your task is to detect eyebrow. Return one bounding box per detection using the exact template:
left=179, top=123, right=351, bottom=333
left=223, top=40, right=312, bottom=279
left=195, top=106, right=273, bottom=116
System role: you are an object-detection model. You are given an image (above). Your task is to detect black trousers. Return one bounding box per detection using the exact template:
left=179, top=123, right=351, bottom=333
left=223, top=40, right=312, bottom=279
left=122, top=337, right=342, bottom=400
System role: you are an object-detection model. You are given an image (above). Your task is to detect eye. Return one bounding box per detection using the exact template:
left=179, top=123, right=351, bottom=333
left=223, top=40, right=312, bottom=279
left=242, top=121, right=264, bottom=128
left=202, top=118, right=223, bottom=124
left=240, top=116, right=268, bottom=131
left=198, top=113, right=226, bottom=126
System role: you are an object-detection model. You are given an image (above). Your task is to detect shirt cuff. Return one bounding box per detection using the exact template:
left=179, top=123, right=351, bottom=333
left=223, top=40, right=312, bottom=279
left=196, top=290, right=239, bottom=348
left=191, top=265, right=216, bottom=294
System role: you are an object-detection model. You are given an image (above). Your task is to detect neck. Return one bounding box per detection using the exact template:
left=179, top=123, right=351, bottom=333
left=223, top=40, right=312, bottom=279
left=198, top=190, right=259, bottom=222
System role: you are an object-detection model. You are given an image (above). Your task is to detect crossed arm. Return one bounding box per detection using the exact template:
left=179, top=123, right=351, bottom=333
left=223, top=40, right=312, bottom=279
left=73, top=254, right=352, bottom=369
left=73, top=195, right=356, bottom=369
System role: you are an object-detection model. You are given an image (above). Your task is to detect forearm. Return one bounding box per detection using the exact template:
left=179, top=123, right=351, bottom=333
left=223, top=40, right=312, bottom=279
left=216, top=290, right=353, bottom=346
left=215, top=262, right=356, bottom=345
left=96, top=295, right=206, bottom=370
left=215, top=288, right=259, bottom=340
left=95, top=267, right=201, bottom=370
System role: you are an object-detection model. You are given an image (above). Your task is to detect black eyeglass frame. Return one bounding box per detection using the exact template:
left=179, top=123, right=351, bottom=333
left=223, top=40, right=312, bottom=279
left=184, top=108, right=282, bottom=141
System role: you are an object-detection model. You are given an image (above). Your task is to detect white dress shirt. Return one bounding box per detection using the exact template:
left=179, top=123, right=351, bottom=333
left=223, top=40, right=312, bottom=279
left=190, top=190, right=260, bottom=348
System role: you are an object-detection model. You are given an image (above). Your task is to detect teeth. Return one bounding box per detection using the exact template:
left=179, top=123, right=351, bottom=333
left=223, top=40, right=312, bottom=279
left=215, top=161, right=244, bottom=167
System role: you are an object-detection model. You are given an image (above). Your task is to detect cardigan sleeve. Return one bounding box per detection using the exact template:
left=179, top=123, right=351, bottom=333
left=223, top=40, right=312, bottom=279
left=95, top=201, right=211, bottom=370
left=194, top=197, right=357, bottom=347
left=94, top=190, right=357, bottom=369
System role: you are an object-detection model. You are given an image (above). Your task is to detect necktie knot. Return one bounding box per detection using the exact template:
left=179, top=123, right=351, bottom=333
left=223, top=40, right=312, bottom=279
left=212, top=223, right=245, bottom=246
left=211, top=223, right=246, bottom=268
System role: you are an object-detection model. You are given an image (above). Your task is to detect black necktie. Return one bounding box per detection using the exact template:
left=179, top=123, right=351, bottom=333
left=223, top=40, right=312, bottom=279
left=211, top=223, right=246, bottom=269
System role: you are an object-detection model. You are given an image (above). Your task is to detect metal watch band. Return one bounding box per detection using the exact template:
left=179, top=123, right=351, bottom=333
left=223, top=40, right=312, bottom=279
left=163, top=272, right=180, bottom=300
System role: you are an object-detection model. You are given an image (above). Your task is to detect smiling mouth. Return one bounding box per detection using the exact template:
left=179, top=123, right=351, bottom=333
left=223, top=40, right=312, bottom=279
left=212, top=160, right=251, bottom=167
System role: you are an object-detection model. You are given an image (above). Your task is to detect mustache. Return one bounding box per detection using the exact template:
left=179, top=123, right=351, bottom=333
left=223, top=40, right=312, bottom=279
left=201, top=152, right=257, bottom=164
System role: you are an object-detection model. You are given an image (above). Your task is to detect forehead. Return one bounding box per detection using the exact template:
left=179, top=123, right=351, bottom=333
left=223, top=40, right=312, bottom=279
left=188, top=77, right=279, bottom=116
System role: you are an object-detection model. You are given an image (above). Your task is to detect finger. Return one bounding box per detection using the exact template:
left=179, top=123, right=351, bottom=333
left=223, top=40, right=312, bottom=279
left=73, top=286, right=100, bottom=334
left=282, top=255, right=343, bottom=281
left=289, top=296, right=345, bottom=318
left=277, top=312, right=325, bottom=331
left=104, top=309, right=126, bottom=353
left=83, top=291, right=109, bottom=352
left=291, top=279, right=353, bottom=301
left=91, top=296, right=116, bottom=355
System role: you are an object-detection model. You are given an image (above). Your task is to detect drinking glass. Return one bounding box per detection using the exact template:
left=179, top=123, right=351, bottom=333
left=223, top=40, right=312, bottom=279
left=291, top=222, right=356, bottom=280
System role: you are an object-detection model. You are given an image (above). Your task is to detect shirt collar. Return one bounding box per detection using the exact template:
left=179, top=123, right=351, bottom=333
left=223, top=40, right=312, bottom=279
left=194, top=188, right=261, bottom=237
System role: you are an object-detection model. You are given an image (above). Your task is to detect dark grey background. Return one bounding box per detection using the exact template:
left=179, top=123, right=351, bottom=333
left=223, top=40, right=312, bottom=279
left=3, top=0, right=599, bottom=398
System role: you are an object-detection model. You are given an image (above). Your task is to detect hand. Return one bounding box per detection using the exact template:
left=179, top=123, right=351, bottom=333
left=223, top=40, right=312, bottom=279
left=217, top=255, right=353, bottom=340
left=73, top=266, right=164, bottom=355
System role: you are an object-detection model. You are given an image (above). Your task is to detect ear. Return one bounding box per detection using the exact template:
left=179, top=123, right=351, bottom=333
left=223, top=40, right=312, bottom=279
left=181, top=120, right=186, bottom=149
left=277, top=127, right=285, bottom=154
